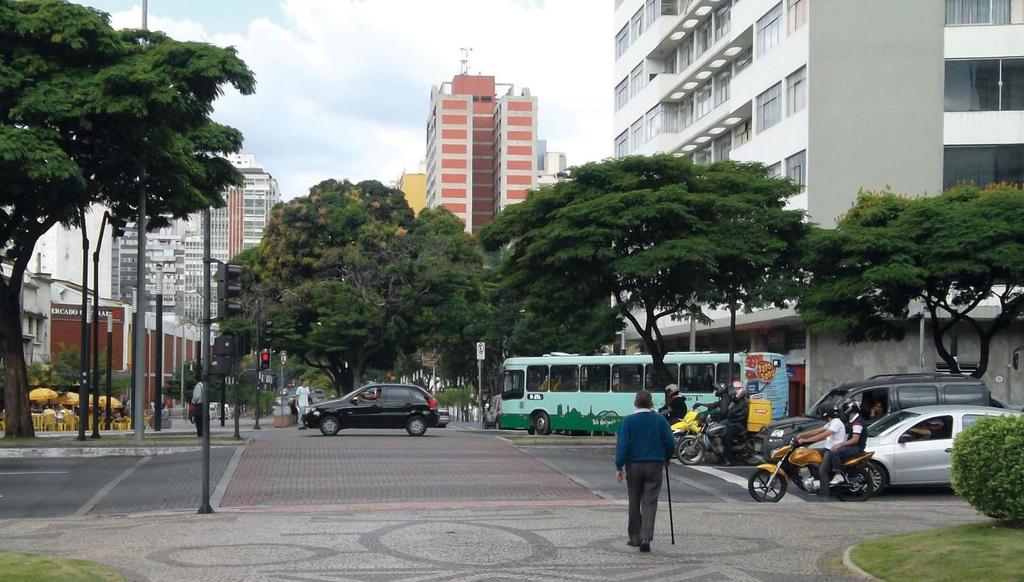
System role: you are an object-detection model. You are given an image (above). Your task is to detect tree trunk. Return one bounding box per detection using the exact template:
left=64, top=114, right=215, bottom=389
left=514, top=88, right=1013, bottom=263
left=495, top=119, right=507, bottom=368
left=1, top=291, right=34, bottom=437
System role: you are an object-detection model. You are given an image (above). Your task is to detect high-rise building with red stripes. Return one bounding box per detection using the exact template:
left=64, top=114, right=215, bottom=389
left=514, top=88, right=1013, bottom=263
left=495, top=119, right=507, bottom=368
left=426, top=74, right=538, bottom=233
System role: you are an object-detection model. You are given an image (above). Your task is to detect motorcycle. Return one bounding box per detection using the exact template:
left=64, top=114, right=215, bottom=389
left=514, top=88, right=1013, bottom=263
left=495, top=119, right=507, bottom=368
left=747, top=438, right=874, bottom=502
left=675, top=404, right=758, bottom=465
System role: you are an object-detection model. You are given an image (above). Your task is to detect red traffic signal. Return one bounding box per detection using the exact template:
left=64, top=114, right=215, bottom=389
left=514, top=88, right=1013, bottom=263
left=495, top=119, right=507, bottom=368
left=259, top=350, right=271, bottom=370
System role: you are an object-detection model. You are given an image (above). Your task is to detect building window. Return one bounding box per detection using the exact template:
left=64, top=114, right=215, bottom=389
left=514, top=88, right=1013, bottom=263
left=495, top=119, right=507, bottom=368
left=661, top=0, right=679, bottom=16
left=678, top=36, right=694, bottom=71
left=944, top=144, right=1024, bottom=189
left=945, top=58, right=1024, bottom=111
left=695, top=20, right=712, bottom=57
left=785, top=150, right=806, bottom=188
left=695, top=83, right=713, bottom=119
left=631, top=118, right=645, bottom=151
left=631, top=8, right=645, bottom=41
left=694, top=145, right=712, bottom=165
left=615, top=78, right=629, bottom=111
left=616, top=25, right=630, bottom=58
left=757, top=3, right=783, bottom=57
left=631, top=63, right=645, bottom=97
left=734, top=48, right=753, bottom=74
left=680, top=95, right=694, bottom=129
left=767, top=162, right=782, bottom=177
left=646, top=105, right=662, bottom=141
left=756, top=82, right=783, bottom=132
left=714, top=70, right=731, bottom=106
left=788, top=0, right=807, bottom=32
left=663, top=51, right=677, bottom=74
left=786, top=66, right=807, bottom=115
left=945, top=0, right=1021, bottom=24
left=714, top=4, right=732, bottom=41
left=662, top=102, right=681, bottom=132
left=733, top=119, right=752, bottom=146
left=713, top=133, right=732, bottom=162
left=646, top=0, right=658, bottom=26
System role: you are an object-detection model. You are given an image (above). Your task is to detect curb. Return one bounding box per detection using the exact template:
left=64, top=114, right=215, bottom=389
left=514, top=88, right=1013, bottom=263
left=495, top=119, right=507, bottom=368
left=0, top=445, right=242, bottom=458
left=842, top=544, right=881, bottom=581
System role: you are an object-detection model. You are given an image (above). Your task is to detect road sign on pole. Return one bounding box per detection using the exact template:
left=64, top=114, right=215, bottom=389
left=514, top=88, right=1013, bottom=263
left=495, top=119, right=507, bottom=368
left=476, top=342, right=486, bottom=361
left=280, top=351, right=287, bottom=365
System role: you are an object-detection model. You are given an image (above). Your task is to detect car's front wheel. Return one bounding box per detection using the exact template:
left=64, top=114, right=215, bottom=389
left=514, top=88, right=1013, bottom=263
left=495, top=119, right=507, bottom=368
left=406, top=415, right=428, bottom=436
left=319, top=415, right=341, bottom=436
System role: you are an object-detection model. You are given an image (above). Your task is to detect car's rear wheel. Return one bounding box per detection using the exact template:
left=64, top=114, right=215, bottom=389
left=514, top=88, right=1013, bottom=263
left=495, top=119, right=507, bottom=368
left=532, top=411, right=551, bottom=436
left=406, top=415, right=428, bottom=436
left=319, top=415, right=341, bottom=436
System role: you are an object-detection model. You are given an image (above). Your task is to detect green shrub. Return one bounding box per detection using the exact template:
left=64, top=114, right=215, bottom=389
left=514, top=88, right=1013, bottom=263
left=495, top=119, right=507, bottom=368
left=951, top=414, right=1024, bottom=525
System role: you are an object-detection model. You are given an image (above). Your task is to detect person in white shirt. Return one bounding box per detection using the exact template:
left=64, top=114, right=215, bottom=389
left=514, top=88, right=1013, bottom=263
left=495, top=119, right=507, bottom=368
left=795, top=406, right=847, bottom=500
left=295, top=381, right=312, bottom=430
left=191, top=376, right=205, bottom=437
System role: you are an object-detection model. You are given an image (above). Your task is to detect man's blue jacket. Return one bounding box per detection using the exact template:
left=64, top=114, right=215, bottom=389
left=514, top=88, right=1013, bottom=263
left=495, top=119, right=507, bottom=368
left=615, top=410, right=675, bottom=470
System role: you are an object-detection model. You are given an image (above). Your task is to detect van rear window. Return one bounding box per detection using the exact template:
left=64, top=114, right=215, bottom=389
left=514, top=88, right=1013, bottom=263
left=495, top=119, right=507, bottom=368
left=942, top=384, right=986, bottom=405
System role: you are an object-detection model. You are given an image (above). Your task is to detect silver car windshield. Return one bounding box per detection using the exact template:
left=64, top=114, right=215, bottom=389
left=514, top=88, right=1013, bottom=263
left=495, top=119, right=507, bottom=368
left=867, top=410, right=920, bottom=438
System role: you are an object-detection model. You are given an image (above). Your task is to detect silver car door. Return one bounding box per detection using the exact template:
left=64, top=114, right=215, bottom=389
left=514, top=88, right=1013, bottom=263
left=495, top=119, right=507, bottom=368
left=892, top=414, right=954, bottom=484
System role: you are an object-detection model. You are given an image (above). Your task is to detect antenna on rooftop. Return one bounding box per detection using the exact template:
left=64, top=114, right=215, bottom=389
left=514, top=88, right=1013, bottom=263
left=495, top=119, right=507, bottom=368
left=459, top=47, right=473, bottom=74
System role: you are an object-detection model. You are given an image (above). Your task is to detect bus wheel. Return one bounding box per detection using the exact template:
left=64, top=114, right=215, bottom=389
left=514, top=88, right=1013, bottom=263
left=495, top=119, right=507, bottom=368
left=533, top=411, right=551, bottom=436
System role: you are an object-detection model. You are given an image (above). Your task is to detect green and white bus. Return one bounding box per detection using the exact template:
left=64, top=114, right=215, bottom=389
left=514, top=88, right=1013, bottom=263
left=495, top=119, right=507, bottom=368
left=495, top=352, right=788, bottom=435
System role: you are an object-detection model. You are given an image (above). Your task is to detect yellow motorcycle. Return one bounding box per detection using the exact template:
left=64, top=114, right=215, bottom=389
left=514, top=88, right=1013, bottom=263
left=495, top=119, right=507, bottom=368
left=747, top=438, right=875, bottom=502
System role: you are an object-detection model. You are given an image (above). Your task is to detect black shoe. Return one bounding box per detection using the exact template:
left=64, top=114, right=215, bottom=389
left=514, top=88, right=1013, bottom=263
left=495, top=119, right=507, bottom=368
left=639, top=543, right=651, bottom=553
left=627, top=540, right=639, bottom=547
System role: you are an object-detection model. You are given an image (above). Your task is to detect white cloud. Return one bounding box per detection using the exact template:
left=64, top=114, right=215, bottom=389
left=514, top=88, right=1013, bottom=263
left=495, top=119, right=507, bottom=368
left=109, top=0, right=613, bottom=199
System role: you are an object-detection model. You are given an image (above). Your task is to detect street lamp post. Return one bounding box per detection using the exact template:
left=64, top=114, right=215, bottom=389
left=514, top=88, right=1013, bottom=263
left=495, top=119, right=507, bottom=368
left=91, top=211, right=116, bottom=438
left=105, top=313, right=113, bottom=430
left=253, top=301, right=262, bottom=431
left=78, top=208, right=90, bottom=442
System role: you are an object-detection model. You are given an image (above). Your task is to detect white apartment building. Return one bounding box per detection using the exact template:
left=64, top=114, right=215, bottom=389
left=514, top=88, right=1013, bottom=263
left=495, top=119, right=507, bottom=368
left=614, top=0, right=1024, bottom=406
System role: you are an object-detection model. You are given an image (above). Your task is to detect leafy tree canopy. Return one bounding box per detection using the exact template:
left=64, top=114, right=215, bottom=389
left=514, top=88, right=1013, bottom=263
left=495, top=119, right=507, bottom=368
left=480, top=155, right=803, bottom=384
left=0, top=0, right=255, bottom=437
left=800, top=184, right=1024, bottom=377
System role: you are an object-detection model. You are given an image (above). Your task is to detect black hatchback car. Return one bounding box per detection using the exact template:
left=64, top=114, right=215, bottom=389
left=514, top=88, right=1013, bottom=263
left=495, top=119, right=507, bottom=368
left=303, top=384, right=439, bottom=436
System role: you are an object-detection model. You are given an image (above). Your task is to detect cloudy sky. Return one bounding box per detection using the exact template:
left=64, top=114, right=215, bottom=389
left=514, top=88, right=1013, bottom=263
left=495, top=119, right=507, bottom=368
left=80, top=0, right=614, bottom=200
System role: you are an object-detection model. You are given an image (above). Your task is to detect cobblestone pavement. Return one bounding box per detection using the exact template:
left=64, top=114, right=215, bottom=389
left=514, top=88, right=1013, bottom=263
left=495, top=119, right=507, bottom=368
left=220, top=429, right=597, bottom=508
left=0, top=498, right=982, bottom=581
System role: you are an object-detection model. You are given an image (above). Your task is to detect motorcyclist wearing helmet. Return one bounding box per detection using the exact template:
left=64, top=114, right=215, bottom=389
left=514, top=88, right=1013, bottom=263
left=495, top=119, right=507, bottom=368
left=818, top=400, right=868, bottom=498
left=795, top=405, right=847, bottom=500
left=722, top=381, right=749, bottom=466
left=658, top=384, right=687, bottom=424
left=705, top=383, right=732, bottom=423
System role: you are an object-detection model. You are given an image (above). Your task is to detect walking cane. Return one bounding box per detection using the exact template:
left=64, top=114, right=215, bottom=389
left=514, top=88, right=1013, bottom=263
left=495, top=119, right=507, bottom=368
left=665, top=463, right=675, bottom=545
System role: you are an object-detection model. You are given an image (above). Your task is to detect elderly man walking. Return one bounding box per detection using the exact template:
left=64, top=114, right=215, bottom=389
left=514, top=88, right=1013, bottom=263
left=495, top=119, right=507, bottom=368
left=615, top=389, right=675, bottom=553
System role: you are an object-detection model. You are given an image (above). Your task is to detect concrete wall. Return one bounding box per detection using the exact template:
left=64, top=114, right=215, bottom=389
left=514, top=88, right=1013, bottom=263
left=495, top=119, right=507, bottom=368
left=808, top=321, right=1024, bottom=407
left=807, top=0, right=945, bottom=226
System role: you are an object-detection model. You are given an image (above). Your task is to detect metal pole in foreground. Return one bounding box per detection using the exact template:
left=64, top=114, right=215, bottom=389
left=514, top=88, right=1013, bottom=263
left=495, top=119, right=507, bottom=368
left=665, top=463, right=675, bottom=545
left=78, top=211, right=90, bottom=441
left=199, top=208, right=213, bottom=514
left=133, top=0, right=148, bottom=444
left=253, top=302, right=262, bottom=431
left=232, top=374, right=240, bottom=440
left=105, top=313, right=113, bottom=430
left=154, top=292, right=163, bottom=432
left=91, top=215, right=105, bottom=439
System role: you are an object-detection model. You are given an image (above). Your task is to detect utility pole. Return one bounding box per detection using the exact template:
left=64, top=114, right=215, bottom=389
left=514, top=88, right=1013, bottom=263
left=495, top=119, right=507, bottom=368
left=254, top=301, right=262, bottom=431
left=199, top=208, right=213, bottom=514
left=78, top=209, right=90, bottom=441
left=105, top=313, right=113, bottom=430
left=133, top=0, right=149, bottom=444
left=155, top=286, right=163, bottom=432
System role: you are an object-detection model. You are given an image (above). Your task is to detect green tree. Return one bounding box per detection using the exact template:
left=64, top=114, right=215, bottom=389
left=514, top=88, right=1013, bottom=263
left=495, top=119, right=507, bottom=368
left=0, top=0, right=254, bottom=436
left=480, top=155, right=801, bottom=385
left=800, top=184, right=1024, bottom=378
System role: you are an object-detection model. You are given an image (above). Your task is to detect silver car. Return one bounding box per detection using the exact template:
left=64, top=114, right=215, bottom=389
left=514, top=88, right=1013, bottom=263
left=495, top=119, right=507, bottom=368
left=864, top=405, right=1019, bottom=494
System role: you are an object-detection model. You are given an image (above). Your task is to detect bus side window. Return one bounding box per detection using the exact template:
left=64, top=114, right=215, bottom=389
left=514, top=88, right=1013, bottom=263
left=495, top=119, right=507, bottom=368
left=582, top=365, right=610, bottom=392
left=644, top=364, right=678, bottom=391
left=527, top=366, right=549, bottom=392
left=550, top=365, right=579, bottom=392
left=503, top=370, right=525, bottom=400
left=681, top=364, right=715, bottom=393
left=612, top=364, right=643, bottom=393
left=716, top=362, right=740, bottom=385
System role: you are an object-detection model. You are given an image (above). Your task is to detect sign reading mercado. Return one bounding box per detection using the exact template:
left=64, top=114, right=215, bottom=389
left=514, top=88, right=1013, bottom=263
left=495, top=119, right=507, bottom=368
left=495, top=352, right=788, bottom=435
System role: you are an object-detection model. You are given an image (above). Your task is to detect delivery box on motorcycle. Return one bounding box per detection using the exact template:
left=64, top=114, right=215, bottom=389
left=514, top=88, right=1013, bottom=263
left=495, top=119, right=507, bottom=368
left=747, top=398, right=772, bottom=433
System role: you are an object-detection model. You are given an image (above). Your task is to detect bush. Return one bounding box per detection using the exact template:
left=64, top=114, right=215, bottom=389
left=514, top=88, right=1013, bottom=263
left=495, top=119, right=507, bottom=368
left=951, top=414, right=1024, bottom=525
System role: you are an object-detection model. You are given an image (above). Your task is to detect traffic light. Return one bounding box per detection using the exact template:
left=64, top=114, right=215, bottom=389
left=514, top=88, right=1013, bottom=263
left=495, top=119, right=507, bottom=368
left=259, top=350, right=271, bottom=370
left=262, top=320, right=273, bottom=344
left=216, top=263, right=244, bottom=321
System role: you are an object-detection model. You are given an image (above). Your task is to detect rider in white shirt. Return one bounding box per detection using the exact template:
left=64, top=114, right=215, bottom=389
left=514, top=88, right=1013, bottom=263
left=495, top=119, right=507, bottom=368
left=795, top=406, right=847, bottom=500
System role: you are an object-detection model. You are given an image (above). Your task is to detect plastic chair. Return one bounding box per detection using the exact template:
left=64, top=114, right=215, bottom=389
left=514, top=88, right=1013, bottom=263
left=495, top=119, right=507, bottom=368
left=41, top=415, right=57, bottom=432
left=32, top=415, right=43, bottom=431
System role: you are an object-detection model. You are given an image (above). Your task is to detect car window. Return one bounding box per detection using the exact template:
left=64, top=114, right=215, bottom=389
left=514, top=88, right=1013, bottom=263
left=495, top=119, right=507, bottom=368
left=384, top=387, right=412, bottom=402
left=901, top=414, right=953, bottom=442
left=407, top=388, right=428, bottom=403
left=897, top=385, right=939, bottom=408
left=942, top=384, right=987, bottom=406
left=811, top=388, right=850, bottom=416
left=960, top=414, right=994, bottom=431
left=355, top=387, right=381, bottom=404
left=867, top=410, right=919, bottom=438
left=858, top=388, right=890, bottom=421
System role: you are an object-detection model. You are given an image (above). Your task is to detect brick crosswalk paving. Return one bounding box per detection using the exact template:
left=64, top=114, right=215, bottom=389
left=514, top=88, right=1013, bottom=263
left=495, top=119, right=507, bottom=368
left=220, top=429, right=600, bottom=508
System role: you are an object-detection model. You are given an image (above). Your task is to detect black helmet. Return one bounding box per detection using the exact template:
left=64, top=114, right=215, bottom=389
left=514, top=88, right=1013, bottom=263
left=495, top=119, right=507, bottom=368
left=841, top=400, right=859, bottom=417
left=714, top=383, right=728, bottom=396
left=822, top=405, right=841, bottom=420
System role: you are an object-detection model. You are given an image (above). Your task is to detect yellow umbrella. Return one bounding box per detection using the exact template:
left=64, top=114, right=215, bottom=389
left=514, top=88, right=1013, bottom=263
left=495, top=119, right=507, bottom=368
left=98, top=396, right=123, bottom=408
left=29, top=388, right=59, bottom=403
left=59, top=392, right=80, bottom=406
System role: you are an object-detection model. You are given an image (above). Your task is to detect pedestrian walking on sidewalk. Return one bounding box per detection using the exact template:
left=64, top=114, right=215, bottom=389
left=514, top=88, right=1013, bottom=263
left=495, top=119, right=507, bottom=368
left=295, top=381, right=311, bottom=430
left=191, top=375, right=205, bottom=437
left=615, top=389, right=675, bottom=553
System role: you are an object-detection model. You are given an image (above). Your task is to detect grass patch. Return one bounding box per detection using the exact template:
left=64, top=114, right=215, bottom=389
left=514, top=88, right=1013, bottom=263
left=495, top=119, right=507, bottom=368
left=850, top=522, right=1024, bottom=582
left=0, top=550, right=124, bottom=582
